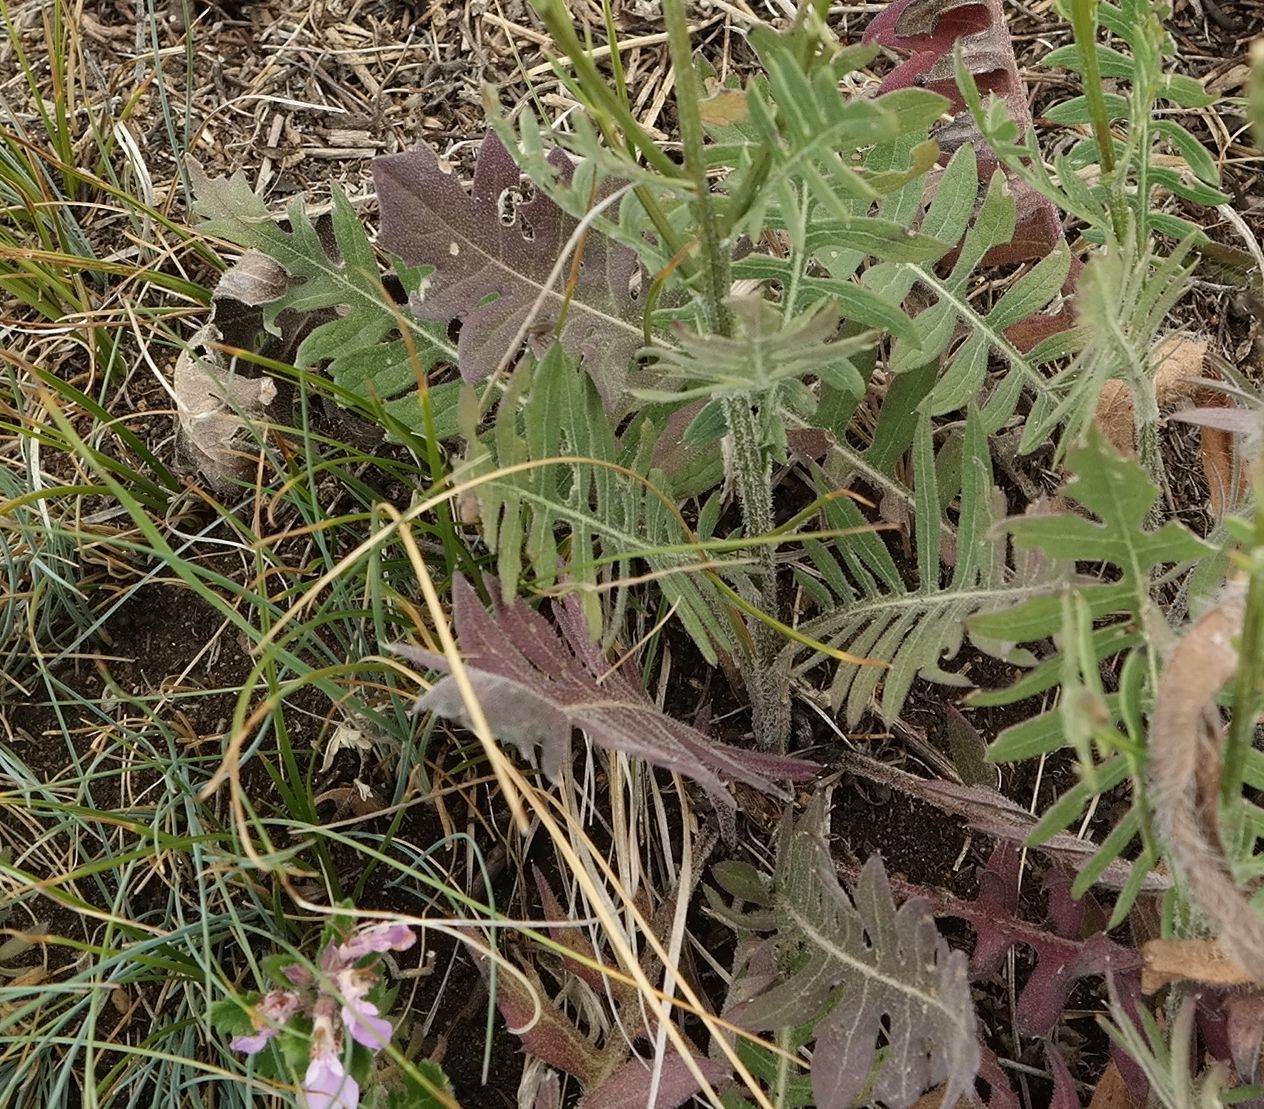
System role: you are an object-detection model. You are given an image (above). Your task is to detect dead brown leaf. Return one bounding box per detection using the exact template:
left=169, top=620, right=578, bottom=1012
left=1094, top=334, right=1210, bottom=454
left=1141, top=937, right=1256, bottom=994
left=698, top=87, right=749, bottom=126
left=1086, top=1061, right=1144, bottom=1109
left=1092, top=335, right=1245, bottom=517
left=174, top=324, right=279, bottom=492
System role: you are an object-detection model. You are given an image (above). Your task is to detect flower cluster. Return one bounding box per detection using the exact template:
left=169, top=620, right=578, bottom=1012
left=231, top=921, right=415, bottom=1109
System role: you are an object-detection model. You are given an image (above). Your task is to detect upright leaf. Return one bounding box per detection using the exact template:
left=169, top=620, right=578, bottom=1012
left=968, top=430, right=1214, bottom=919
left=788, top=407, right=1057, bottom=726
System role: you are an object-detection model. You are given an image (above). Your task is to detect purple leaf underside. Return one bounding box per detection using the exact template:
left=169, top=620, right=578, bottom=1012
left=864, top=0, right=1065, bottom=272
left=391, top=575, right=818, bottom=806
left=584, top=1054, right=729, bottom=1109
left=373, top=133, right=643, bottom=407
left=727, top=798, right=980, bottom=1109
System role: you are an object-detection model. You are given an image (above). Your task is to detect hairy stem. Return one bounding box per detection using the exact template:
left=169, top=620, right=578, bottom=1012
left=1067, top=0, right=1130, bottom=240
left=663, top=0, right=788, bottom=750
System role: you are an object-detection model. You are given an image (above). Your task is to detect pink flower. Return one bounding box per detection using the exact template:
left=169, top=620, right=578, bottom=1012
left=230, top=988, right=304, bottom=1056
left=301, top=1053, right=360, bottom=1109
left=334, top=967, right=394, bottom=1050
left=230, top=919, right=415, bottom=1099
left=301, top=1005, right=360, bottom=1109
left=336, top=922, right=415, bottom=963
left=230, top=1028, right=277, bottom=1055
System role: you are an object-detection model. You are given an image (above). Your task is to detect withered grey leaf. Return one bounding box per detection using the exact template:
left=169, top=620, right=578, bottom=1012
left=215, top=251, right=288, bottom=307
left=389, top=575, right=817, bottom=806
left=373, top=133, right=643, bottom=406
left=722, top=794, right=979, bottom=1109
left=174, top=324, right=278, bottom=491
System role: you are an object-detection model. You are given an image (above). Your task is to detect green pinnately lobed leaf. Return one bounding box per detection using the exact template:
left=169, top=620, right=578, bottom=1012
left=712, top=793, right=979, bottom=1109
left=787, top=405, right=1059, bottom=727
left=959, top=0, right=1227, bottom=244
left=465, top=343, right=737, bottom=658
left=373, top=132, right=645, bottom=408
left=967, top=429, right=1213, bottom=921
left=186, top=157, right=456, bottom=436
left=978, top=426, right=1213, bottom=632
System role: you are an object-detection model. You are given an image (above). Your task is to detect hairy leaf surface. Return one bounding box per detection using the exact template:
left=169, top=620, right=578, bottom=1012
left=788, top=406, right=1058, bottom=726
left=713, top=795, right=979, bottom=1109
left=465, top=343, right=736, bottom=658
left=374, top=132, right=643, bottom=406
left=391, top=576, right=816, bottom=806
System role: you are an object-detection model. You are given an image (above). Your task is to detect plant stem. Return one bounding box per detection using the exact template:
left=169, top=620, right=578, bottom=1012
left=723, top=393, right=790, bottom=748
left=663, top=0, right=787, bottom=750
left=662, top=0, right=731, bottom=336
left=1223, top=459, right=1264, bottom=813
left=1067, top=0, right=1129, bottom=240
left=532, top=0, right=697, bottom=278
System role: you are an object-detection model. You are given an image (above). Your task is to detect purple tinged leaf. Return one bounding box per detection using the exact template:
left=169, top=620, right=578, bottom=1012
left=726, top=796, right=979, bottom=1109
left=469, top=948, right=604, bottom=1088
left=373, top=133, right=643, bottom=407
left=532, top=868, right=610, bottom=997
left=838, top=751, right=1170, bottom=894
left=583, top=1053, right=729, bottom=1109
left=1044, top=1043, right=1084, bottom=1109
left=976, top=1046, right=1021, bottom=1109
left=863, top=0, right=1027, bottom=168
left=969, top=845, right=1134, bottom=1038
left=390, top=576, right=817, bottom=807
left=840, top=846, right=1150, bottom=1104
left=863, top=0, right=1065, bottom=270
left=1225, top=990, right=1264, bottom=1081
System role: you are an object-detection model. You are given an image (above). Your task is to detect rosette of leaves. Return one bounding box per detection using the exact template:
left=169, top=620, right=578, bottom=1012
left=708, top=793, right=979, bottom=1109
left=634, top=296, right=875, bottom=463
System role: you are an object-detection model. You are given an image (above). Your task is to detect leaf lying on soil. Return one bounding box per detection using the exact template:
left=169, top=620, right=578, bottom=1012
left=173, top=323, right=279, bottom=491
left=843, top=842, right=1148, bottom=1105
left=712, top=794, right=979, bottom=1109
left=373, top=132, right=644, bottom=406
left=389, top=575, right=817, bottom=806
